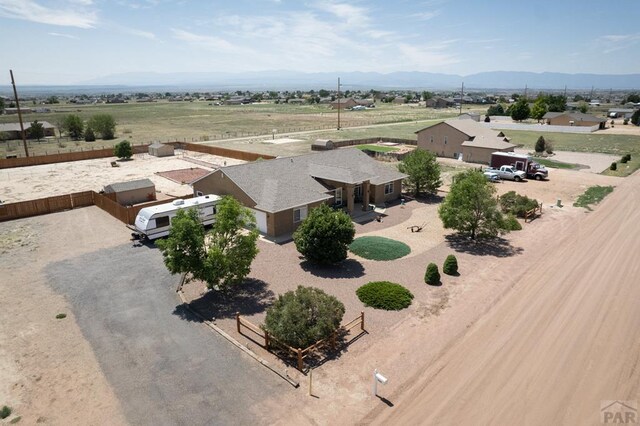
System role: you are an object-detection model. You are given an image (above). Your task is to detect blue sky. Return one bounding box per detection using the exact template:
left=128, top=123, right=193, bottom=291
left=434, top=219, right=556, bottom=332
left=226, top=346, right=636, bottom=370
left=1, top=0, right=639, bottom=84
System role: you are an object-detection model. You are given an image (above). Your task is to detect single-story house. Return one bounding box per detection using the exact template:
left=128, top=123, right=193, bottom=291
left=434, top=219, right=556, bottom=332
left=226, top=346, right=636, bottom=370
left=0, top=121, right=56, bottom=139
left=425, top=97, right=453, bottom=109
left=148, top=142, right=174, bottom=157
left=608, top=108, right=635, bottom=119
left=543, top=112, right=607, bottom=129
left=103, top=178, right=156, bottom=206
left=192, top=149, right=407, bottom=238
left=416, top=119, right=515, bottom=164
left=4, top=108, right=33, bottom=115
left=287, top=98, right=306, bottom=104
left=392, top=96, right=406, bottom=104
left=330, top=98, right=358, bottom=109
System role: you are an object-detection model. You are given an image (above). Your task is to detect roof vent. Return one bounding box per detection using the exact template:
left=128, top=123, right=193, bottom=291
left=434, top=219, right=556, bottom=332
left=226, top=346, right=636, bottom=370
left=172, top=199, right=185, bottom=206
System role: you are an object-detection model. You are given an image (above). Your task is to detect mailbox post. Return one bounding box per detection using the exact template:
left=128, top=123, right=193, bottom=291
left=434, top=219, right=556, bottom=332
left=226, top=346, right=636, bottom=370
left=373, top=369, right=388, bottom=397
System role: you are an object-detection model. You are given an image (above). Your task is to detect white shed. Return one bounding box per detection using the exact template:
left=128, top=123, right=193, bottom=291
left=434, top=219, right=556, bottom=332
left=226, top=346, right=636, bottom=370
left=148, top=142, right=174, bottom=157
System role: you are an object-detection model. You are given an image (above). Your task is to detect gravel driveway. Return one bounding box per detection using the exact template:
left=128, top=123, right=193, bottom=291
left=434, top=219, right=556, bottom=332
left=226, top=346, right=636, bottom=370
left=46, top=242, right=287, bottom=426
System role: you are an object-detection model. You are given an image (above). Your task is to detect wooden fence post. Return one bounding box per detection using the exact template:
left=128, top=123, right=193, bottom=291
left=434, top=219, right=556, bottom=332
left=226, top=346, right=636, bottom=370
left=265, top=332, right=270, bottom=349
left=361, top=311, right=365, bottom=331
left=236, top=312, right=241, bottom=334
left=297, top=348, right=303, bottom=371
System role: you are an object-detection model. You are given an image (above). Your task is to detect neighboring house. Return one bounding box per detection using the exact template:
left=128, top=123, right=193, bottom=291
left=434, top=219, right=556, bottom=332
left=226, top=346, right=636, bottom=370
left=416, top=119, right=515, bottom=164
left=192, top=149, right=407, bottom=238
left=392, top=96, right=406, bottom=104
left=103, top=178, right=156, bottom=206
left=425, top=97, right=453, bottom=108
left=4, top=108, right=33, bottom=115
left=0, top=121, right=56, bottom=139
left=608, top=108, right=635, bottom=119
left=543, top=112, right=607, bottom=129
left=330, top=98, right=357, bottom=109
left=148, top=142, right=174, bottom=157
left=287, top=98, right=305, bottom=104
left=356, top=99, right=374, bottom=107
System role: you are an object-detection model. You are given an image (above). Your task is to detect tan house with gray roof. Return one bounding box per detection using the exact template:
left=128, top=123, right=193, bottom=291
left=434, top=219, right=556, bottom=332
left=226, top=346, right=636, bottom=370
left=191, top=149, right=406, bottom=238
left=416, top=119, right=516, bottom=164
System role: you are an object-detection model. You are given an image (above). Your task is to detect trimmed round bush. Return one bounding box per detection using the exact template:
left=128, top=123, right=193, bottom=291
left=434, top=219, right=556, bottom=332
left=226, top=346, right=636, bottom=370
left=349, top=236, right=411, bottom=261
left=356, top=281, right=414, bottom=310
left=620, top=155, right=628, bottom=164
left=442, top=255, right=458, bottom=275
left=610, top=162, right=617, bottom=171
left=425, top=262, right=440, bottom=285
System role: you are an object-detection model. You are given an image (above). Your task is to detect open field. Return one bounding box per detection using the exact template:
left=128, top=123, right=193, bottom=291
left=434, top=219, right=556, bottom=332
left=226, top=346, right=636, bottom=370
left=0, top=101, right=461, bottom=157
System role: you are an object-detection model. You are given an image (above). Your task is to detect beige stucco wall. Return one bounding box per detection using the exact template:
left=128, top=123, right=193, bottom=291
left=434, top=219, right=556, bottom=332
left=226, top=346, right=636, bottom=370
left=192, top=170, right=256, bottom=208
left=371, top=178, right=403, bottom=205
left=462, top=146, right=514, bottom=164
left=270, top=200, right=326, bottom=237
left=416, top=122, right=468, bottom=159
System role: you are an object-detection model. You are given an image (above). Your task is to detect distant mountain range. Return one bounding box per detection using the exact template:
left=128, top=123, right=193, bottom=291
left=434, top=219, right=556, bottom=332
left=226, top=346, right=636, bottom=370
left=2, top=71, right=639, bottom=96
left=77, top=70, right=640, bottom=91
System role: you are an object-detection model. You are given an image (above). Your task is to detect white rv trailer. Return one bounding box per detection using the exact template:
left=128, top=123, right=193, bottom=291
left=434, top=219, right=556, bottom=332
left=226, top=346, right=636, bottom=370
left=132, top=194, right=221, bottom=240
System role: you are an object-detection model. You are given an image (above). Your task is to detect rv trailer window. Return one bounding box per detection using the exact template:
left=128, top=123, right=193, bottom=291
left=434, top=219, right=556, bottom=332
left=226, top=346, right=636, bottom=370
left=155, top=216, right=170, bottom=228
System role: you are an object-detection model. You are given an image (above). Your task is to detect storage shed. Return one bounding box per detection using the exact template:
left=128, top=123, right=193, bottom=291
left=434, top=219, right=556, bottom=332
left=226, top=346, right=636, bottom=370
left=148, top=142, right=174, bottom=157
left=312, top=139, right=335, bottom=151
left=103, top=178, right=156, bottom=206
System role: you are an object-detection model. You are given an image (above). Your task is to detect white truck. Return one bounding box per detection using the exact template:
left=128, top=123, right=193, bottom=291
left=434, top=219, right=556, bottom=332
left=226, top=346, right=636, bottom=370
left=485, top=165, right=527, bottom=182
left=130, top=194, right=221, bottom=240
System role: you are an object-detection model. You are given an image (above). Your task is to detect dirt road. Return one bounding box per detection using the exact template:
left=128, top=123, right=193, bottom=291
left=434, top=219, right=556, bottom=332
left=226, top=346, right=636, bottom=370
left=369, top=171, right=640, bottom=424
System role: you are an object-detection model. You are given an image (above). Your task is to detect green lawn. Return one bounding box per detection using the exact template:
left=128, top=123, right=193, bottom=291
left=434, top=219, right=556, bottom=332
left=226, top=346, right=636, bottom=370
left=601, top=156, right=640, bottom=177
left=356, top=144, right=400, bottom=153
left=502, top=129, right=640, bottom=156
left=349, top=236, right=411, bottom=261
left=533, top=158, right=583, bottom=170
left=573, top=185, right=614, bottom=210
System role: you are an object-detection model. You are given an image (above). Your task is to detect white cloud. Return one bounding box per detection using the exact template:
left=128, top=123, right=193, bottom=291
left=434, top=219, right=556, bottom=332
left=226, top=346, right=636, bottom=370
left=411, top=11, right=440, bottom=21
left=0, top=0, right=97, bottom=28
left=313, top=1, right=370, bottom=27
left=125, top=28, right=157, bottom=40
left=171, top=28, right=245, bottom=53
left=599, top=33, right=640, bottom=53
left=48, top=31, right=78, bottom=39
left=396, top=42, right=460, bottom=69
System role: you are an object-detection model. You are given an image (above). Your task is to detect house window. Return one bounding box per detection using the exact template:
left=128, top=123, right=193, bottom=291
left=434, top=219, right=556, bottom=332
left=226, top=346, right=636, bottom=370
left=444, top=136, right=448, bottom=144
left=155, top=216, right=170, bottom=228
left=384, top=182, right=394, bottom=195
left=195, top=191, right=204, bottom=196
left=335, top=187, right=343, bottom=206
left=293, top=206, right=308, bottom=223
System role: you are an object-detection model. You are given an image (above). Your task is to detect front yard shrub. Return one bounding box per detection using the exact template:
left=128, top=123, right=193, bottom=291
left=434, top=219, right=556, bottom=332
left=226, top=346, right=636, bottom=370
left=263, top=286, right=345, bottom=349
left=356, top=281, right=414, bottom=310
left=620, top=155, right=628, bottom=164
left=113, top=140, right=133, bottom=160
left=294, top=204, right=355, bottom=264
left=0, top=406, right=12, bottom=419
left=499, top=191, right=539, bottom=218
left=610, top=162, right=617, bottom=171
left=55, top=313, right=67, bottom=319
left=623, top=154, right=632, bottom=162
left=425, top=263, right=440, bottom=285
left=442, top=255, right=458, bottom=275
left=349, top=236, right=411, bottom=261
left=503, top=213, right=522, bottom=231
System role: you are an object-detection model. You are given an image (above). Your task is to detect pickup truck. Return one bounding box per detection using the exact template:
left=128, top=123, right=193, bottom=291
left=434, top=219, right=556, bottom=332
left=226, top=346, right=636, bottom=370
left=485, top=165, right=526, bottom=182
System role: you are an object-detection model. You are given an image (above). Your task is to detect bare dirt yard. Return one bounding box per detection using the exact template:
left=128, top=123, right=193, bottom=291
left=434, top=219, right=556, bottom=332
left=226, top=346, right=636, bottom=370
left=0, top=152, right=631, bottom=425
left=0, top=150, right=244, bottom=203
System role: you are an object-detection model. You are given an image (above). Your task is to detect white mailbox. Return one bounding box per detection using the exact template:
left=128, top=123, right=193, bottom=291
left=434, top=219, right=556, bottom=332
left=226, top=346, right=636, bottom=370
left=373, top=369, right=388, bottom=396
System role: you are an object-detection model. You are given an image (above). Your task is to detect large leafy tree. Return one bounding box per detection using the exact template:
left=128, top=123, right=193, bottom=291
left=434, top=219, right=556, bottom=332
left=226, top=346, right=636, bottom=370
left=62, top=114, right=84, bottom=140
left=88, top=114, right=116, bottom=140
left=156, top=196, right=259, bottom=291
left=293, top=204, right=355, bottom=264
left=0, top=97, right=5, bottom=114
left=398, top=149, right=442, bottom=196
left=631, top=109, right=640, bottom=126
left=28, top=120, right=45, bottom=141
left=263, top=286, right=345, bottom=349
left=438, top=169, right=509, bottom=240
left=510, top=98, right=530, bottom=121
left=486, top=104, right=505, bottom=116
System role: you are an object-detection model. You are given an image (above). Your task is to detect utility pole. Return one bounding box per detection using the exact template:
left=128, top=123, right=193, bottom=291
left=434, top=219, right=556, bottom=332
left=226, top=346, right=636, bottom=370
left=459, top=82, right=463, bottom=115
left=590, top=85, right=594, bottom=101
left=10, top=69, right=29, bottom=157
left=524, top=84, right=528, bottom=100
left=337, top=77, right=341, bottom=130
left=564, top=85, right=567, bottom=99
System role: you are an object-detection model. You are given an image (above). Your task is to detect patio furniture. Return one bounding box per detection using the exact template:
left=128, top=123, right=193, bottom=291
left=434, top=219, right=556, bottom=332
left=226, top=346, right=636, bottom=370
left=407, top=222, right=426, bottom=233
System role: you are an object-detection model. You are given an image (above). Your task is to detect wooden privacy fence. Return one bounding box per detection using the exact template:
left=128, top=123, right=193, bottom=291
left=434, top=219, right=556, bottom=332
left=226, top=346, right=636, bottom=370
left=0, top=191, right=94, bottom=222
left=236, top=311, right=366, bottom=372
left=0, top=190, right=192, bottom=224
left=0, top=144, right=150, bottom=169
left=331, top=137, right=417, bottom=149
left=168, top=142, right=276, bottom=161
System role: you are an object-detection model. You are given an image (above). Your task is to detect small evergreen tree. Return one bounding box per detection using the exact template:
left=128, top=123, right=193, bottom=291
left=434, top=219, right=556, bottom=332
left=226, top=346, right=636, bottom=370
left=610, top=162, right=617, bottom=171
left=442, top=255, right=458, bottom=275
left=113, top=140, right=133, bottom=159
left=535, top=136, right=546, bottom=153
left=84, top=126, right=96, bottom=142
left=425, top=262, right=440, bottom=285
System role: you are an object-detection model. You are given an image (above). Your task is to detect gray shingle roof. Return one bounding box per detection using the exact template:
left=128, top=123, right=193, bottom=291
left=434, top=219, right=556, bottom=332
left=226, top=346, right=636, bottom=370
left=104, top=178, right=155, bottom=193
left=0, top=121, right=55, bottom=132
left=543, top=111, right=607, bottom=122
left=215, top=149, right=407, bottom=213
